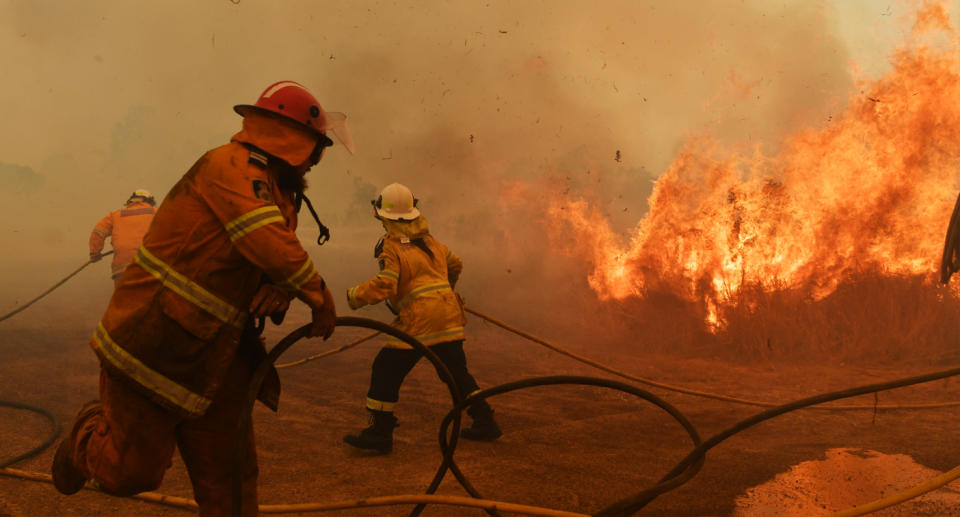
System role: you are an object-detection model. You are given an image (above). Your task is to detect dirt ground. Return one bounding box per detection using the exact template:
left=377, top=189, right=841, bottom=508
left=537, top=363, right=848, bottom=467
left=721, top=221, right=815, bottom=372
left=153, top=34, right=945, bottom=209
left=3, top=307, right=960, bottom=517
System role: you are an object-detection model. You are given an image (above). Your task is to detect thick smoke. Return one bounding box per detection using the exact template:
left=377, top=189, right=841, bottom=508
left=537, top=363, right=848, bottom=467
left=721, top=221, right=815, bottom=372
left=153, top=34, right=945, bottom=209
left=0, top=1, right=926, bottom=349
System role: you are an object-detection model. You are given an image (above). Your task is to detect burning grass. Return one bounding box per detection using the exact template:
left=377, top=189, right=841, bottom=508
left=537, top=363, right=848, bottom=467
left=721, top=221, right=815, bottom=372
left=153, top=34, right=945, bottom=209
left=717, top=274, right=960, bottom=364
left=519, top=1, right=960, bottom=365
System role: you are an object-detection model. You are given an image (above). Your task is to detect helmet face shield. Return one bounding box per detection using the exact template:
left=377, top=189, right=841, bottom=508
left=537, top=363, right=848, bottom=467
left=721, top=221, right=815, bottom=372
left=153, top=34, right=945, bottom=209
left=324, top=112, right=356, bottom=155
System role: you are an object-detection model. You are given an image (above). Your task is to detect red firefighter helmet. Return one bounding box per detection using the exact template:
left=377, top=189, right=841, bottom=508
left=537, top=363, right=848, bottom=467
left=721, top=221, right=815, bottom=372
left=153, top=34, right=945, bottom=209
left=234, top=81, right=329, bottom=135
left=234, top=81, right=356, bottom=154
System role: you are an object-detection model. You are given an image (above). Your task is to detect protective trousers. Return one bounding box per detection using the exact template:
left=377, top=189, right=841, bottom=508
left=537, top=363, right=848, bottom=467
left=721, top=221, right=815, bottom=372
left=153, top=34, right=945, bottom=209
left=66, top=353, right=259, bottom=516
left=367, top=340, right=481, bottom=409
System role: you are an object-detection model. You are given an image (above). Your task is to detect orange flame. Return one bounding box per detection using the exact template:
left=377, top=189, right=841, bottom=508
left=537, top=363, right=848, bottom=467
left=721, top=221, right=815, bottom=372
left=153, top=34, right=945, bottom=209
left=545, top=3, right=960, bottom=329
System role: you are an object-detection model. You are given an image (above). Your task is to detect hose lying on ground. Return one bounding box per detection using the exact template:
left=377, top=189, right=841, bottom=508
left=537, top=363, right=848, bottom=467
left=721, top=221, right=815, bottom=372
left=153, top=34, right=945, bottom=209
left=429, top=377, right=704, bottom=517
left=0, top=401, right=59, bottom=469
left=595, top=365, right=960, bottom=516
left=0, top=251, right=113, bottom=323
left=4, top=310, right=960, bottom=515
left=464, top=306, right=960, bottom=411
left=233, top=317, right=473, bottom=517
left=0, top=468, right=589, bottom=517
left=235, top=318, right=703, bottom=517
left=827, top=463, right=960, bottom=517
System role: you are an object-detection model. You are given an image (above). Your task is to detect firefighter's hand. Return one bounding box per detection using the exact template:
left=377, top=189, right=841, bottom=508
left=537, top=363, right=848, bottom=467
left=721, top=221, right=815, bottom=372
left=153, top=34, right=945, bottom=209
left=308, top=283, right=337, bottom=340
left=249, top=283, right=291, bottom=318
left=89, top=253, right=102, bottom=263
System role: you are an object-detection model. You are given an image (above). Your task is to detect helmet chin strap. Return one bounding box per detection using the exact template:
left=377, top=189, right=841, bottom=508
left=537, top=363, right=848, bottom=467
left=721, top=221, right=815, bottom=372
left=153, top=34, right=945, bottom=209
left=296, top=192, right=330, bottom=245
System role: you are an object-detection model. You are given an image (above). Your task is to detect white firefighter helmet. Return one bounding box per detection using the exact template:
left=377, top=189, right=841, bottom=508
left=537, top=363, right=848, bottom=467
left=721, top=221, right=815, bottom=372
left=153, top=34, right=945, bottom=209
left=373, top=183, right=420, bottom=221
left=127, top=189, right=155, bottom=205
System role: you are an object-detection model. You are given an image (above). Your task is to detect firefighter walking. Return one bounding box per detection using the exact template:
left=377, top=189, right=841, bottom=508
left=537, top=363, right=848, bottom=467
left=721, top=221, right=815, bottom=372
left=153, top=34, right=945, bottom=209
left=344, top=183, right=502, bottom=454
left=51, top=80, right=351, bottom=516
left=89, top=189, right=156, bottom=285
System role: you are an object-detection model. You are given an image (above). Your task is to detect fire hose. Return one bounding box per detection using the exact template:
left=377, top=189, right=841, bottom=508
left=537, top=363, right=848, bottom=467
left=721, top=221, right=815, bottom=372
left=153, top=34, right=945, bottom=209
left=3, top=285, right=960, bottom=514
left=461, top=307, right=960, bottom=411
left=232, top=318, right=703, bottom=517
left=3, top=316, right=960, bottom=515
left=0, top=251, right=113, bottom=323
left=0, top=401, right=58, bottom=470
left=4, top=191, right=960, bottom=514
left=0, top=253, right=101, bottom=496
left=230, top=316, right=960, bottom=516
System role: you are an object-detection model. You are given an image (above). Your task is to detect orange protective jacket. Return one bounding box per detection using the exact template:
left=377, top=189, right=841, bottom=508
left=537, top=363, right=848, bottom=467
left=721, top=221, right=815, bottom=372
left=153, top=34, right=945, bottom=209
left=347, top=216, right=466, bottom=348
left=90, top=113, right=328, bottom=417
left=89, top=201, right=155, bottom=279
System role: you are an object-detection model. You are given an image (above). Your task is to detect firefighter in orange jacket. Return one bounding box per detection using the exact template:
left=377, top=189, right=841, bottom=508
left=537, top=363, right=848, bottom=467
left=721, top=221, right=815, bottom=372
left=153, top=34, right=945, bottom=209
left=343, top=183, right=501, bottom=454
left=52, top=81, right=350, bottom=516
left=89, top=189, right=156, bottom=284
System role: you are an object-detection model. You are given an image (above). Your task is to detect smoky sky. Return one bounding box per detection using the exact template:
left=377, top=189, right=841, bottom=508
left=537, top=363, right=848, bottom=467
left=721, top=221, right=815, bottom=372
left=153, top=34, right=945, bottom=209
left=1, top=0, right=954, bottom=334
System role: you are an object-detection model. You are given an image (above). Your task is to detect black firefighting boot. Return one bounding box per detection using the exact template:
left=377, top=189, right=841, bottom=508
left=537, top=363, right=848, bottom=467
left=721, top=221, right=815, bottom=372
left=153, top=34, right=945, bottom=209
left=343, top=410, right=398, bottom=454
left=460, top=400, right=502, bottom=441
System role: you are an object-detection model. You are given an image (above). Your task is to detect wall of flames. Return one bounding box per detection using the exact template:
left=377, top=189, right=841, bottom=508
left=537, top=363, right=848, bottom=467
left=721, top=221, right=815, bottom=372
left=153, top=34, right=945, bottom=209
left=542, top=1, right=960, bottom=329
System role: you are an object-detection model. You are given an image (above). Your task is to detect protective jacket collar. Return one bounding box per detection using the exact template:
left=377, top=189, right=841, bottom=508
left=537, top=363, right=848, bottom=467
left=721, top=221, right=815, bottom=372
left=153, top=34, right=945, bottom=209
left=381, top=216, right=430, bottom=241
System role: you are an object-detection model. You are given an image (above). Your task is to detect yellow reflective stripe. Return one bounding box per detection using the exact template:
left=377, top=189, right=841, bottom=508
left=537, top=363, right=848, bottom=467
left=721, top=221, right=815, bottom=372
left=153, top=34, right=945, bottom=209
left=397, top=282, right=451, bottom=309
left=376, top=270, right=399, bottom=281
left=365, top=397, right=395, bottom=412
left=93, top=228, right=109, bottom=236
left=93, top=322, right=211, bottom=415
left=134, top=246, right=246, bottom=328
left=385, top=326, right=465, bottom=347
left=224, top=206, right=285, bottom=242
left=347, top=286, right=359, bottom=302
left=282, top=258, right=317, bottom=290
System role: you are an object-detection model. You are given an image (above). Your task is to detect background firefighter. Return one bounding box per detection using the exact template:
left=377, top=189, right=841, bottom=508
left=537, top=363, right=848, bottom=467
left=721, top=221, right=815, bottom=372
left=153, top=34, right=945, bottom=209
left=88, top=189, right=156, bottom=285
left=343, top=182, right=502, bottom=454
left=51, top=81, right=350, bottom=517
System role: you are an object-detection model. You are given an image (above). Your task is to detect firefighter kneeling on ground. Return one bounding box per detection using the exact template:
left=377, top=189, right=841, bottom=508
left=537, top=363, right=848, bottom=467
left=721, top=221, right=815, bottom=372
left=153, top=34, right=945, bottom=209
left=344, top=182, right=502, bottom=454
left=52, top=80, right=351, bottom=517
left=89, top=189, right=156, bottom=285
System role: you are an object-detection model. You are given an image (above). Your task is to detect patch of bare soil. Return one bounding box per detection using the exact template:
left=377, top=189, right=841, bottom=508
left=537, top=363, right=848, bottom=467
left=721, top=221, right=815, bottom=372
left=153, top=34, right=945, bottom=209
left=734, top=448, right=960, bottom=516
left=2, top=311, right=960, bottom=516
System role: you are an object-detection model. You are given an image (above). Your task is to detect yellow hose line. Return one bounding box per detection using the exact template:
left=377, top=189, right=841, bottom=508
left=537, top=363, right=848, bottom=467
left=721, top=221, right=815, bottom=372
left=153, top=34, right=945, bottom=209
left=258, top=494, right=588, bottom=516
left=463, top=306, right=960, bottom=411
left=0, top=467, right=586, bottom=516
left=0, top=467, right=198, bottom=510
left=275, top=331, right=380, bottom=369
left=827, top=463, right=960, bottom=516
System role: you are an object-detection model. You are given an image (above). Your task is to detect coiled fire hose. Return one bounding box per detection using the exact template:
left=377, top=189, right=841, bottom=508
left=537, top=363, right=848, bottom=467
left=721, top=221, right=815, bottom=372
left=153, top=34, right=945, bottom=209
left=233, top=316, right=702, bottom=517
left=0, top=251, right=113, bottom=323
